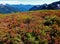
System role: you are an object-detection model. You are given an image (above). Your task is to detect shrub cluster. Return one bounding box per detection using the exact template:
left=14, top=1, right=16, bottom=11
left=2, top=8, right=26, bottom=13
left=0, top=10, right=60, bottom=44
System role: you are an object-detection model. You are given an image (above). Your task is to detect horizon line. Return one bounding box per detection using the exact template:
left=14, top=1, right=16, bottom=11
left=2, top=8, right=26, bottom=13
left=0, top=1, right=59, bottom=5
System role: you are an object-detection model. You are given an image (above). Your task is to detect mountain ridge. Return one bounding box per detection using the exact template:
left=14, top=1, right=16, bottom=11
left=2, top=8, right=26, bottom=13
left=0, top=1, right=60, bottom=13
left=29, top=1, right=60, bottom=10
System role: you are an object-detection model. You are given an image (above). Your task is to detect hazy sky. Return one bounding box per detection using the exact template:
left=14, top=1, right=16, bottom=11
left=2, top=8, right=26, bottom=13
left=0, top=0, right=60, bottom=5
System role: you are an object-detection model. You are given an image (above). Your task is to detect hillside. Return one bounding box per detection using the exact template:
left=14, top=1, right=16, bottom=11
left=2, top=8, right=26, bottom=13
left=0, top=10, right=60, bottom=44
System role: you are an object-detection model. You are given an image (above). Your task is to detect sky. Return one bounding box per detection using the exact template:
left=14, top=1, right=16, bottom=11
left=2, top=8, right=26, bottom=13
left=0, top=0, right=60, bottom=5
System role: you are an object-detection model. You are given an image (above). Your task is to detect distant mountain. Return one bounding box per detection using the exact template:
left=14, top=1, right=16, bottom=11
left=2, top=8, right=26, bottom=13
left=12, top=4, right=34, bottom=12
left=29, top=4, right=48, bottom=10
left=0, top=4, right=18, bottom=13
left=0, top=4, right=34, bottom=14
left=0, top=1, right=60, bottom=14
left=47, top=1, right=60, bottom=9
left=29, top=1, right=60, bottom=11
